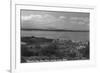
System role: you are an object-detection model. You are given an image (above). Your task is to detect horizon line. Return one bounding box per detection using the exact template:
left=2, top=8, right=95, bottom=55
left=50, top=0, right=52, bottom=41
left=21, top=28, right=89, bottom=32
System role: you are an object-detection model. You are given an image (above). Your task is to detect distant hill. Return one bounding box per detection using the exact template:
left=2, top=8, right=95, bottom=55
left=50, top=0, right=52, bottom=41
left=21, top=28, right=89, bottom=32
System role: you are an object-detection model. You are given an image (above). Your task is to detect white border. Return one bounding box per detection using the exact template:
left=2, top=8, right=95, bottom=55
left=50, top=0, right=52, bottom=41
left=11, top=3, right=96, bottom=73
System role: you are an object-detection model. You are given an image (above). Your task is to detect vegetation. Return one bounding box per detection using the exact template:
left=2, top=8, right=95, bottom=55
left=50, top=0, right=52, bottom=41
left=21, top=36, right=89, bottom=63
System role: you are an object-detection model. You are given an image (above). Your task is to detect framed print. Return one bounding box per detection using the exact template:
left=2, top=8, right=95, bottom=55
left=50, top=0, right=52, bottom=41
left=11, top=0, right=96, bottom=73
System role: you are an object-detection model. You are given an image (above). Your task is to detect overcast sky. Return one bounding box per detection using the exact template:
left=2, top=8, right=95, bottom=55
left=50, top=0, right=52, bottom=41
left=21, top=10, right=89, bottom=30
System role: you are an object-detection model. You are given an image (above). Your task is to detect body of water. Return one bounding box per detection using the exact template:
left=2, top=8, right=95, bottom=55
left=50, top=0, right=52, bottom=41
left=21, top=31, right=89, bottom=41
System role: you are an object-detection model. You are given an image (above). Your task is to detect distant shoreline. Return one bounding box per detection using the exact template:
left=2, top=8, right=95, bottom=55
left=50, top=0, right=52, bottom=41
left=21, top=28, right=89, bottom=32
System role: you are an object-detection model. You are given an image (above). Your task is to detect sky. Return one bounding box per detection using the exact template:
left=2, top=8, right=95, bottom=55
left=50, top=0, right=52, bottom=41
left=21, top=10, right=89, bottom=30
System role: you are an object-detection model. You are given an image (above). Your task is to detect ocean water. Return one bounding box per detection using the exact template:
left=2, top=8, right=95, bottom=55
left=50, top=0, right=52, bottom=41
left=21, top=31, right=89, bottom=41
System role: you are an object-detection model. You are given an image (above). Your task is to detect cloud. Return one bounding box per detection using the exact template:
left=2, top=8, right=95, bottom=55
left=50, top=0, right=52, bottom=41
left=21, top=15, right=32, bottom=20
left=69, top=16, right=89, bottom=30
left=21, top=14, right=43, bottom=21
left=21, top=13, right=89, bottom=30
left=70, top=17, right=89, bottom=23
left=21, top=14, right=67, bottom=29
left=22, top=14, right=59, bottom=24
left=59, top=16, right=66, bottom=19
left=70, top=16, right=89, bottom=25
